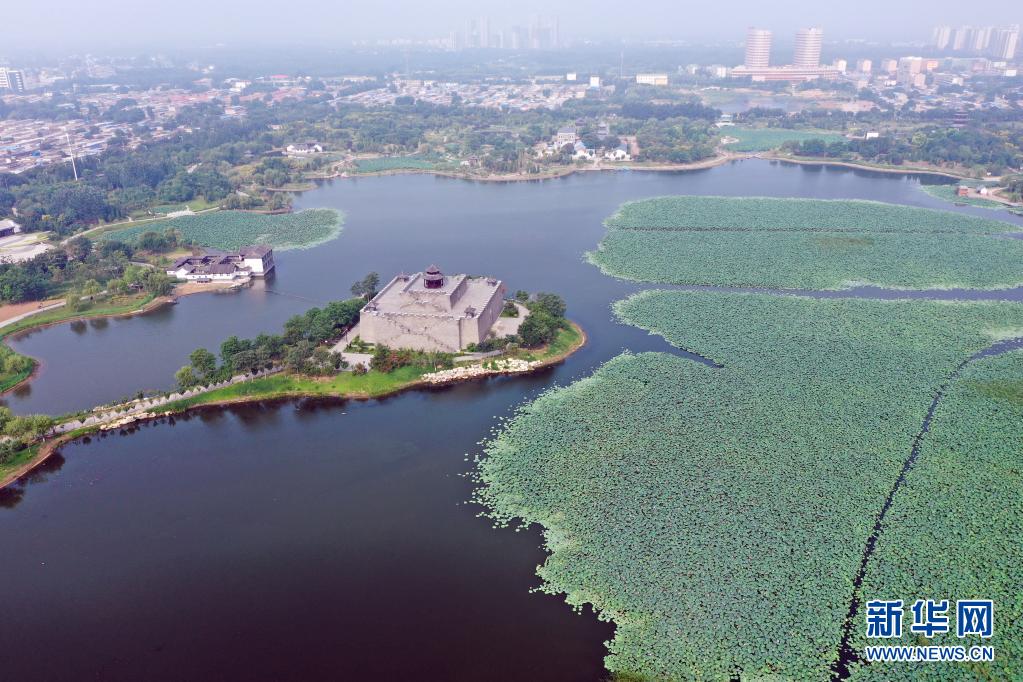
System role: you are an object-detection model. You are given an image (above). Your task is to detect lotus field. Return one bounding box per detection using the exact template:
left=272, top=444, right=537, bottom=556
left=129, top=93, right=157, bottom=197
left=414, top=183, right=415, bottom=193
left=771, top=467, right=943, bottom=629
left=475, top=291, right=1023, bottom=680
left=101, top=208, right=344, bottom=251
left=591, top=196, right=1023, bottom=289
left=849, top=350, right=1023, bottom=681
left=604, top=196, right=1019, bottom=233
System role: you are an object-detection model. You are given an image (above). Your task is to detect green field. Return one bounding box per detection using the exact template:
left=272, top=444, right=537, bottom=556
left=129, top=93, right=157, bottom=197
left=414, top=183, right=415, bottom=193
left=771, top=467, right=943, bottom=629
left=354, top=156, right=450, bottom=173
left=722, top=126, right=844, bottom=152
left=99, top=209, right=344, bottom=251
left=591, top=196, right=1023, bottom=289
left=476, top=292, right=1023, bottom=680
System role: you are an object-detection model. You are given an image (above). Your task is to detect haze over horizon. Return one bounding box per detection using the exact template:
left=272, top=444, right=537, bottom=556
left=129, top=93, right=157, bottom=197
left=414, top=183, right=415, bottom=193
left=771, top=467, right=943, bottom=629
left=4, top=0, right=1022, bottom=53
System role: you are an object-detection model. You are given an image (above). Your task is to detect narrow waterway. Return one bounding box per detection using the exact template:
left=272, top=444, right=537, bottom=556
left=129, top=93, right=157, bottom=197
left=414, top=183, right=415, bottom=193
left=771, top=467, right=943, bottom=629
left=2, top=160, right=1021, bottom=681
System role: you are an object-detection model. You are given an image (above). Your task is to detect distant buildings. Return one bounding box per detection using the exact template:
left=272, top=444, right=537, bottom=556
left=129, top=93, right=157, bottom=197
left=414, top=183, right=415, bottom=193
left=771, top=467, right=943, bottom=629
left=358, top=266, right=507, bottom=353
left=793, top=28, right=824, bottom=68
left=285, top=141, right=323, bottom=156
left=932, top=24, right=1018, bottom=59
left=554, top=126, right=578, bottom=147
left=635, top=73, right=669, bottom=86
left=167, top=247, right=275, bottom=282
left=744, top=28, right=773, bottom=68
left=0, top=68, right=26, bottom=92
left=732, top=26, right=838, bottom=82
left=455, top=15, right=560, bottom=50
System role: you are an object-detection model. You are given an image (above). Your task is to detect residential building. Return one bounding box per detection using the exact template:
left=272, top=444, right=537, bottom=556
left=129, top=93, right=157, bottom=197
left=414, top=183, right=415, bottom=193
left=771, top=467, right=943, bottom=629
left=932, top=26, right=952, bottom=49
left=589, top=75, right=601, bottom=88
left=856, top=59, right=873, bottom=74
left=0, top=68, right=26, bottom=92
left=285, top=141, right=323, bottom=155
left=988, top=26, right=1019, bottom=60
left=0, top=219, right=22, bottom=237
left=940, top=24, right=1017, bottom=58
left=555, top=125, right=578, bottom=147
left=635, top=73, right=669, bottom=86
left=745, top=28, right=772, bottom=68
left=358, top=266, right=507, bottom=353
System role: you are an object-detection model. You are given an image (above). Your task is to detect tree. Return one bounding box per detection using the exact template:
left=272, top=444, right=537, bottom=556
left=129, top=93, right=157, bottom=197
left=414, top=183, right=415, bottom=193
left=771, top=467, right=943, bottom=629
left=518, top=310, right=560, bottom=348
left=189, top=348, right=218, bottom=379
left=175, top=366, right=199, bottom=390
left=531, top=292, right=566, bottom=319
left=64, top=289, right=84, bottom=312
left=351, top=272, right=380, bottom=298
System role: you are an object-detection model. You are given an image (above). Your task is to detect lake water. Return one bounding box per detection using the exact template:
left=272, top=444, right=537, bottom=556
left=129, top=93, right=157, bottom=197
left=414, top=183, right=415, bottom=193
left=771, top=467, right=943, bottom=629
left=2, top=160, right=1021, bottom=681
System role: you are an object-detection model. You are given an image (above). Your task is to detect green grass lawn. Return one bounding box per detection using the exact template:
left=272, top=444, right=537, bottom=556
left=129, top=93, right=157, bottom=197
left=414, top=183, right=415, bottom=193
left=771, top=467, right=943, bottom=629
left=0, top=443, right=42, bottom=486
left=354, top=156, right=450, bottom=173
left=159, top=365, right=432, bottom=412
left=722, top=126, right=844, bottom=152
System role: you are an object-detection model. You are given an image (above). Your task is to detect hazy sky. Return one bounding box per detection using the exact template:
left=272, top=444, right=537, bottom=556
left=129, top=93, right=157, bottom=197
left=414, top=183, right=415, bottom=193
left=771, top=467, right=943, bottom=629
left=6, top=0, right=1022, bottom=50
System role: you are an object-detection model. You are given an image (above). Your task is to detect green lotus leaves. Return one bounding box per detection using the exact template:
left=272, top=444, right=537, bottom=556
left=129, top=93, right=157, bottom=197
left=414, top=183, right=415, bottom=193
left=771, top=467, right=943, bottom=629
left=591, top=196, right=1023, bottom=290
left=475, top=292, right=1023, bottom=680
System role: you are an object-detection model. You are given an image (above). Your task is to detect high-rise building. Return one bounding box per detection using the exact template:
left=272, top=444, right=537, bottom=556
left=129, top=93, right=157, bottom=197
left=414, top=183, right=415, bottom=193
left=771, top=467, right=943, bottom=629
left=793, top=28, right=824, bottom=68
left=932, top=26, right=952, bottom=49
left=943, top=24, right=1016, bottom=55
left=744, top=28, right=772, bottom=68
left=856, top=59, right=872, bottom=74
left=970, top=26, right=992, bottom=51
left=952, top=26, right=972, bottom=50
left=988, top=26, right=1019, bottom=59
left=0, top=68, right=25, bottom=92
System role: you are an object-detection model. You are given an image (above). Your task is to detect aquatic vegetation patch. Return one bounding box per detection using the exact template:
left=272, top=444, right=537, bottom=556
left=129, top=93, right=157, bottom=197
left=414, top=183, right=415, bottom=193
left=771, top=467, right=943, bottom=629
left=604, top=196, right=1019, bottom=234
left=475, top=292, right=1023, bottom=680
left=100, top=209, right=343, bottom=251
left=721, top=127, right=844, bottom=152
left=593, top=196, right=1023, bottom=289
left=591, top=229, right=1023, bottom=290
left=848, top=350, right=1023, bottom=681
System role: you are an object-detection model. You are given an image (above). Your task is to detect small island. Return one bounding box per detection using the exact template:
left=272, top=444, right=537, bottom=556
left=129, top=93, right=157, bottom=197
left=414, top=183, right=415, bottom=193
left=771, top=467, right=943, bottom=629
left=0, top=265, right=584, bottom=489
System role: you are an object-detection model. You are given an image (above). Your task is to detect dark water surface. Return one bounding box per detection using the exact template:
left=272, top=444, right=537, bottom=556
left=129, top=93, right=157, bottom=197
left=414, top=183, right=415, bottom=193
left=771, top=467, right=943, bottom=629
left=2, top=161, right=1021, bottom=681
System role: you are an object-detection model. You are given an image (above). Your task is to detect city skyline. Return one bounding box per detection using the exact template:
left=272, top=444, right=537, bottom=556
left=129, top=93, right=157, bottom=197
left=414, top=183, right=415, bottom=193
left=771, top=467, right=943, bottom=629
left=1, top=0, right=1021, bottom=51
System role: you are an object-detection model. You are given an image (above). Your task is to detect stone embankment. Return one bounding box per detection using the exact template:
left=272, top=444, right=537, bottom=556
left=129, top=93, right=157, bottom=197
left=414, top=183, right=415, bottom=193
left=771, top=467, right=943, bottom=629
left=52, top=367, right=283, bottom=434
left=422, top=358, right=542, bottom=384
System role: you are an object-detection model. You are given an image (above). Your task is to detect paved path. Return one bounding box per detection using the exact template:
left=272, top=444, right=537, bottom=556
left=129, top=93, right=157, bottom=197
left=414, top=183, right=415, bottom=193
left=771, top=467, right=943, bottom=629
left=0, top=302, right=65, bottom=330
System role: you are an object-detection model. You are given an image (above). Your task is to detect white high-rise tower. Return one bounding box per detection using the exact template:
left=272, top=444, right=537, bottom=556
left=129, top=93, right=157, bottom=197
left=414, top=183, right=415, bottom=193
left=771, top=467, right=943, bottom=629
left=793, top=28, right=823, bottom=68
left=744, top=28, right=772, bottom=68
